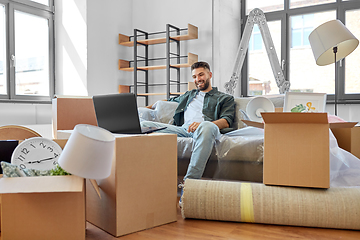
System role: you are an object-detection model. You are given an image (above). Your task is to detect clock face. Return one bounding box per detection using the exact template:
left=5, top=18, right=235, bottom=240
left=11, top=137, right=63, bottom=171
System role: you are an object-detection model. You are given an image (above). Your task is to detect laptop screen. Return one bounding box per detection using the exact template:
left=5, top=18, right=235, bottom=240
left=92, top=93, right=142, bottom=134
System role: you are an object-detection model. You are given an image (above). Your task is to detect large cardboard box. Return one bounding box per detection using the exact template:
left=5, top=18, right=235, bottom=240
left=52, top=96, right=98, bottom=138
left=0, top=175, right=85, bottom=240
left=331, top=125, right=360, bottom=159
left=86, top=133, right=178, bottom=237
left=243, top=113, right=358, bottom=188
left=0, top=139, right=68, bottom=233
left=244, top=112, right=330, bottom=188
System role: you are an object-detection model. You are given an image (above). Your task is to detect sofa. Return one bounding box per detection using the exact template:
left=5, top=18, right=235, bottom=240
left=138, top=95, right=284, bottom=183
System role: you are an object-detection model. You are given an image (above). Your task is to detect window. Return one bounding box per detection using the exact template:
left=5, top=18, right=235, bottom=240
left=249, top=25, right=263, bottom=51
left=291, top=14, right=314, bottom=48
left=246, top=0, right=284, bottom=15
left=248, top=20, right=282, bottom=96
left=243, top=0, right=360, bottom=102
left=0, top=0, right=54, bottom=102
left=290, top=10, right=335, bottom=94
left=290, top=0, right=335, bottom=9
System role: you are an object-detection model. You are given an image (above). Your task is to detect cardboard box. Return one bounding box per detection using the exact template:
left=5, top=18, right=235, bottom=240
left=0, top=139, right=68, bottom=234
left=244, top=112, right=330, bottom=188
left=86, top=133, right=177, bottom=237
left=331, top=125, right=360, bottom=159
left=52, top=96, right=98, bottom=138
left=0, top=175, right=85, bottom=240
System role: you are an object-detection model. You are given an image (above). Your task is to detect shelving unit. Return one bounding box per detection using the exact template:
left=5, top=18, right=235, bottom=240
left=118, top=23, right=198, bottom=105
left=118, top=52, right=197, bottom=71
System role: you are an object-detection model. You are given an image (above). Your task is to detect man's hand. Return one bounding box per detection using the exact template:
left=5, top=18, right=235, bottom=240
left=188, top=122, right=201, bottom=133
left=188, top=119, right=229, bottom=133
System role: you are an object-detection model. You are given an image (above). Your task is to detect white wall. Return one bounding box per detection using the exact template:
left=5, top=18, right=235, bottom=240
left=213, top=0, right=241, bottom=93
left=55, top=0, right=88, bottom=96
left=87, top=0, right=133, bottom=96
left=0, top=103, right=51, bottom=125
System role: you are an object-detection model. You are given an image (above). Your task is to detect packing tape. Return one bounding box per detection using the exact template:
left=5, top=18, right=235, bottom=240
left=240, top=182, right=255, bottom=222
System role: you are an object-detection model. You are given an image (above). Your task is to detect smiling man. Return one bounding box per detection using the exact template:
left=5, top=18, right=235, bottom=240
left=141, top=61, right=235, bottom=183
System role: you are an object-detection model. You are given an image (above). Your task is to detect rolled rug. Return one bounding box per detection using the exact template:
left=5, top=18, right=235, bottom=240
left=181, top=179, right=360, bottom=230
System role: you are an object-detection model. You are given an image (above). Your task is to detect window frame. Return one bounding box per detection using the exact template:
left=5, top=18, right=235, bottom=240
left=0, top=0, right=54, bottom=103
left=242, top=0, right=360, bottom=103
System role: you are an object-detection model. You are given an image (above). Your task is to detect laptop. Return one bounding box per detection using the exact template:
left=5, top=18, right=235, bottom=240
left=92, top=93, right=166, bottom=134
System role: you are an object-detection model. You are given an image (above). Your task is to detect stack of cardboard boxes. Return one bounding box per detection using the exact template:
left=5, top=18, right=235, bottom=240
left=0, top=96, right=178, bottom=239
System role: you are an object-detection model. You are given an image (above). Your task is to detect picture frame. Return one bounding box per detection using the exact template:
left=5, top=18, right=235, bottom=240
left=283, top=92, right=327, bottom=113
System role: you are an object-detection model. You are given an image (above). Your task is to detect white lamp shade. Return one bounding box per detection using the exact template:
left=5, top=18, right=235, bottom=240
left=309, top=19, right=359, bottom=66
left=58, top=124, right=115, bottom=179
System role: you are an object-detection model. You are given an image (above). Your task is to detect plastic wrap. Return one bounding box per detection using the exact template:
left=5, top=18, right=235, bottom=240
left=138, top=107, right=158, bottom=122
left=329, top=129, right=360, bottom=187
left=138, top=101, right=178, bottom=124
left=215, top=127, right=265, bottom=162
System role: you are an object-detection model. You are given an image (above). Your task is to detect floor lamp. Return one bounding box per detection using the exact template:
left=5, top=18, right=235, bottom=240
left=309, top=19, right=359, bottom=116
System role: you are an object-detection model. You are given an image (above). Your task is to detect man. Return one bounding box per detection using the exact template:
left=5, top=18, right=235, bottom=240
left=141, top=61, right=235, bottom=182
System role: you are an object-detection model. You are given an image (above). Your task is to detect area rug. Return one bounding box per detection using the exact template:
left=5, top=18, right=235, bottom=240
left=181, top=179, right=360, bottom=230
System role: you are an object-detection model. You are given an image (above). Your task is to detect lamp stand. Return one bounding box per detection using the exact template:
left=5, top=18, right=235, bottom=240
left=333, top=46, right=338, bottom=116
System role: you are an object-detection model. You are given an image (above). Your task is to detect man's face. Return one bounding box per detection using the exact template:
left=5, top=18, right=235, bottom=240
left=192, top=67, right=212, bottom=92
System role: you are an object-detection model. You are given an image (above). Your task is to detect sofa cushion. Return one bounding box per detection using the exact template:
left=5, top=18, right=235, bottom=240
left=155, top=101, right=178, bottom=124
left=138, top=101, right=178, bottom=124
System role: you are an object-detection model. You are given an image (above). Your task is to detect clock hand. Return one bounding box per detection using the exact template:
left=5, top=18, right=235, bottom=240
left=27, top=156, right=58, bottom=164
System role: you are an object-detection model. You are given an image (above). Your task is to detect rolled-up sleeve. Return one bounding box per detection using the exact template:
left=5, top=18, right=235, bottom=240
left=219, top=95, right=235, bottom=128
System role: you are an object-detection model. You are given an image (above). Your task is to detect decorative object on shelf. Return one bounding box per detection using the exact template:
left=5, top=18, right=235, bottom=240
left=283, top=92, right=327, bottom=113
left=118, top=23, right=198, bottom=104
left=11, top=137, right=63, bottom=171
left=58, top=124, right=115, bottom=198
left=309, top=19, right=359, bottom=115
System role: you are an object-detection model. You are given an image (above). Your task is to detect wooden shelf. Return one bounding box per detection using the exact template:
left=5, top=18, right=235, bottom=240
left=119, top=53, right=198, bottom=71
left=119, top=24, right=198, bottom=47
left=137, top=92, right=184, bottom=96
left=118, top=86, right=185, bottom=96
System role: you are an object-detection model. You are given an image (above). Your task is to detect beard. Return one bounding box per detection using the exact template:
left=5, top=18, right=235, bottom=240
left=196, top=78, right=210, bottom=91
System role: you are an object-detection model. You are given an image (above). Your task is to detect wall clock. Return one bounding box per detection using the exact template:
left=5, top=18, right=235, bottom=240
left=11, top=137, right=63, bottom=171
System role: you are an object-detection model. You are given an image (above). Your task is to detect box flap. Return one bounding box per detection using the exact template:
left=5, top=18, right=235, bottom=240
left=54, top=95, right=92, bottom=99
left=0, top=175, right=84, bottom=194
left=242, top=120, right=264, bottom=129
left=329, top=122, right=357, bottom=129
left=262, top=112, right=328, bottom=124
left=244, top=114, right=357, bottom=131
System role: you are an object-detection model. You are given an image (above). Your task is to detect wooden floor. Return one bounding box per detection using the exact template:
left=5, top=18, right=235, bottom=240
left=85, top=198, right=360, bottom=240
